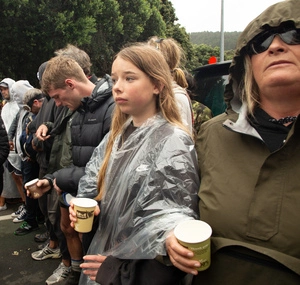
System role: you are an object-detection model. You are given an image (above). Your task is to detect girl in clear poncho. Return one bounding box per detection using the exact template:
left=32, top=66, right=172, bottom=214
left=69, top=43, right=200, bottom=285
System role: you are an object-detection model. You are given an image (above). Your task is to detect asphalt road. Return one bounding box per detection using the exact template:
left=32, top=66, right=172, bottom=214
left=0, top=200, right=60, bottom=285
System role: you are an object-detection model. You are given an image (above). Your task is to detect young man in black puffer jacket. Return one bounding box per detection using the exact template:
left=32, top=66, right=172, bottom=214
left=32, top=56, right=114, bottom=285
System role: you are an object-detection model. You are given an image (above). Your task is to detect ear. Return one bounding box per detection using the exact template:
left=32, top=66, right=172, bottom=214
left=65, top=79, right=75, bottom=89
left=153, top=83, right=163, bottom=95
left=32, top=99, right=39, bottom=107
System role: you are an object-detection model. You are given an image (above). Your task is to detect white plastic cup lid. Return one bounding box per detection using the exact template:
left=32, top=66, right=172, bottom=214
left=174, top=220, right=212, bottom=243
left=25, top=178, right=39, bottom=187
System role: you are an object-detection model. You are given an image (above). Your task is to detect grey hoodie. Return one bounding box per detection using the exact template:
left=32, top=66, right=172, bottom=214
left=8, top=80, right=34, bottom=161
left=2, top=80, right=33, bottom=169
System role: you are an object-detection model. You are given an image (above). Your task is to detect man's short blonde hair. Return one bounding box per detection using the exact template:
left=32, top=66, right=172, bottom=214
left=41, top=56, right=88, bottom=94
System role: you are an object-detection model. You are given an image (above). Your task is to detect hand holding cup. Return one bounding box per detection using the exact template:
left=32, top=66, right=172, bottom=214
left=174, top=220, right=212, bottom=271
left=70, top=198, right=99, bottom=233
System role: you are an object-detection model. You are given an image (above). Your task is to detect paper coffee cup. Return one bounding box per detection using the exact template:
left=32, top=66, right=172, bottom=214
left=73, top=198, right=98, bottom=233
left=25, top=178, right=43, bottom=199
left=174, top=220, right=212, bottom=271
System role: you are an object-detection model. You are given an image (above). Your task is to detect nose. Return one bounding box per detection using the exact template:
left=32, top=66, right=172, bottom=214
left=54, top=99, right=62, bottom=107
left=112, top=79, right=122, bottom=93
left=268, top=35, right=286, bottom=53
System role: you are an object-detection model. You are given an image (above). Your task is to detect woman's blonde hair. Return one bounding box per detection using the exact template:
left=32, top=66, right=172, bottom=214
left=242, top=55, right=260, bottom=116
left=95, top=43, right=189, bottom=200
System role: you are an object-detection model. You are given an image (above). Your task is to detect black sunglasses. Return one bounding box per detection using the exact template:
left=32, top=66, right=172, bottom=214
left=247, top=28, right=300, bottom=55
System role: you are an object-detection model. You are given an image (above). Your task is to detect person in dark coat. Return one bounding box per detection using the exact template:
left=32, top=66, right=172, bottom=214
left=0, top=115, right=10, bottom=210
left=166, top=1, right=300, bottom=284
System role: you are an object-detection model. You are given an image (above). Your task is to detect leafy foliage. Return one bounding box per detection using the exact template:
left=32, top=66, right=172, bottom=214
left=0, top=0, right=236, bottom=85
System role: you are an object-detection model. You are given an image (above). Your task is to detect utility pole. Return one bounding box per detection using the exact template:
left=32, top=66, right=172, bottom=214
left=220, top=0, right=224, bottom=62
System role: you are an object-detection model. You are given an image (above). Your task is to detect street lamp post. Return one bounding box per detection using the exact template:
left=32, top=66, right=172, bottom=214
left=220, top=0, right=224, bottom=62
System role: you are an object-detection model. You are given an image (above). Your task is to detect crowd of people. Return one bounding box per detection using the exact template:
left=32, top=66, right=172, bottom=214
left=0, top=0, right=299, bottom=284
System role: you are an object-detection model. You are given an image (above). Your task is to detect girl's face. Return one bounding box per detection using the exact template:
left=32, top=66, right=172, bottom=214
left=111, top=56, right=160, bottom=127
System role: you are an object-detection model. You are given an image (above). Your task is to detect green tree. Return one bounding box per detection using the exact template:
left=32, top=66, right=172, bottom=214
left=193, top=44, right=221, bottom=67
left=0, top=0, right=100, bottom=85
left=0, top=0, right=232, bottom=84
left=82, top=0, right=123, bottom=76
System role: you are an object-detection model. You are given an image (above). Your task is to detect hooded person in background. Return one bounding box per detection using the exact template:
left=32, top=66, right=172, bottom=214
left=7, top=80, right=35, bottom=221
left=10, top=88, right=45, bottom=235
left=166, top=0, right=300, bottom=284
left=0, top=77, right=22, bottom=210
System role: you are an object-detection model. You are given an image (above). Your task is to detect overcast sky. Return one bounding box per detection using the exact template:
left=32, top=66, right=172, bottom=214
left=170, top=0, right=283, bottom=32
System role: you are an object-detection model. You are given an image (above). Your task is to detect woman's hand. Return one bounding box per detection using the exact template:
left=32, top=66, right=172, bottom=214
left=80, top=254, right=107, bottom=281
left=166, top=232, right=200, bottom=275
left=69, top=201, right=100, bottom=229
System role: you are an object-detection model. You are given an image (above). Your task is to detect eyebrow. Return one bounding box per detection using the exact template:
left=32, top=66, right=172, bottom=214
left=112, top=70, right=137, bottom=76
left=49, top=93, right=59, bottom=99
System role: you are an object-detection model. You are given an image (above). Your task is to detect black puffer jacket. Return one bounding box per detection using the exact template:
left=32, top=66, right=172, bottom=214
left=55, top=75, right=115, bottom=194
left=0, top=116, right=9, bottom=165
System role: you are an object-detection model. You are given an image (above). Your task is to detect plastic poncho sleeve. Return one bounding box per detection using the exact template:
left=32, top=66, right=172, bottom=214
left=84, top=116, right=200, bottom=261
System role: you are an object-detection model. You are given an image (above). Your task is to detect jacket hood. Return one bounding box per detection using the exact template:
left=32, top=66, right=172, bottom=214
left=0, top=78, right=15, bottom=100
left=80, top=74, right=113, bottom=113
left=10, top=80, right=34, bottom=108
left=225, top=0, right=300, bottom=112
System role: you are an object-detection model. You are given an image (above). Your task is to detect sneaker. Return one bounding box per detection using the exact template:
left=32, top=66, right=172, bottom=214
left=11, top=204, right=25, bottom=217
left=34, top=230, right=50, bottom=242
left=14, top=221, right=39, bottom=236
left=31, top=244, right=62, bottom=261
left=46, top=262, right=71, bottom=285
left=55, top=269, right=81, bottom=285
left=0, top=204, right=7, bottom=211
left=12, top=207, right=27, bottom=223
left=38, top=238, right=50, bottom=250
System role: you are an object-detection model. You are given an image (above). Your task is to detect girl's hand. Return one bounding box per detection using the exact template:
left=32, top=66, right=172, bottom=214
left=80, top=254, right=107, bottom=281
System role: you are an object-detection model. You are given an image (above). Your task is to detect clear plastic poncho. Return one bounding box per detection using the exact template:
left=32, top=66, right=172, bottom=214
left=77, top=114, right=200, bottom=285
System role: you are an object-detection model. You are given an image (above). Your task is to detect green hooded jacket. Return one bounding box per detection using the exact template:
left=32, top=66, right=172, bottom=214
left=194, top=1, right=300, bottom=284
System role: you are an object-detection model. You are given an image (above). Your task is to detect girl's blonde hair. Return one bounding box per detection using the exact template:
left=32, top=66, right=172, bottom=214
left=95, top=43, right=189, bottom=200
left=147, top=36, right=188, bottom=88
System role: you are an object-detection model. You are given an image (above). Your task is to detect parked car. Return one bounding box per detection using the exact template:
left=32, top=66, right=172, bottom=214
left=193, top=60, right=231, bottom=116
